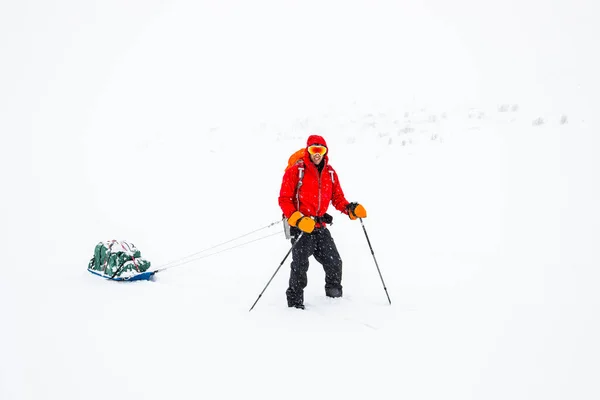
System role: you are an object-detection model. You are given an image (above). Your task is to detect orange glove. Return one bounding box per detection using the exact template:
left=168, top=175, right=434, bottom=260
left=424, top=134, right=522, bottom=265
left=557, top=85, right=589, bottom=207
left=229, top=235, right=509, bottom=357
left=346, top=202, right=367, bottom=220
left=288, top=211, right=316, bottom=233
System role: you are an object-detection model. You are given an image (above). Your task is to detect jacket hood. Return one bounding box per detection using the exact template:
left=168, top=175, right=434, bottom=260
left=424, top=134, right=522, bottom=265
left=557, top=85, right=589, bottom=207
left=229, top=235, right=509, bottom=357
left=306, top=134, right=328, bottom=148
left=305, top=134, right=329, bottom=166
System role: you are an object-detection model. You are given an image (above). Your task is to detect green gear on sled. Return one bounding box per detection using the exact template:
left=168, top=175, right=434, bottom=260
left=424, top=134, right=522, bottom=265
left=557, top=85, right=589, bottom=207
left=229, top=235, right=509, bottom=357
left=88, top=240, right=151, bottom=278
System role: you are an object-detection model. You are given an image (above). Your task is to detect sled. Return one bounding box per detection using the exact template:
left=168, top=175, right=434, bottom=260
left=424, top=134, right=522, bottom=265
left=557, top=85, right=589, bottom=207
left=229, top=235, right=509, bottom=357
left=87, top=268, right=157, bottom=282
left=87, top=240, right=153, bottom=281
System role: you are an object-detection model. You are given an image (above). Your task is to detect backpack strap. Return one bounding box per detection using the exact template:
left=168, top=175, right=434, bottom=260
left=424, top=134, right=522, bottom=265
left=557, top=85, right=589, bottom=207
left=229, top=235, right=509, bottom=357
left=295, top=161, right=305, bottom=210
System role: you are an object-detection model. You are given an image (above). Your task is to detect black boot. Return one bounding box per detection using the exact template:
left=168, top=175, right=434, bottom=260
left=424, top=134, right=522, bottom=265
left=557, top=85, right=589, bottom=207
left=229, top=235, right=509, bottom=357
left=325, top=287, right=343, bottom=298
left=287, top=289, right=304, bottom=309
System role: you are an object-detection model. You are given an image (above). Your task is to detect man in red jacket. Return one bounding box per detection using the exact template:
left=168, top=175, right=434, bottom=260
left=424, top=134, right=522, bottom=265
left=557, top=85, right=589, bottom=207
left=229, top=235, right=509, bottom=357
left=279, top=134, right=367, bottom=309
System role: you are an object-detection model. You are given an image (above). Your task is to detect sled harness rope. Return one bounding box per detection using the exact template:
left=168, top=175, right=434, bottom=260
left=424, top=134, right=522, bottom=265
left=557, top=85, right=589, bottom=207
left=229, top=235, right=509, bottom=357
left=152, top=218, right=284, bottom=274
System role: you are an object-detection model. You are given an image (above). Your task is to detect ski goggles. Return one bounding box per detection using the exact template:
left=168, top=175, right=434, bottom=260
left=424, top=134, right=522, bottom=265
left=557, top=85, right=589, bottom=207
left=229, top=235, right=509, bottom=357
left=307, top=145, right=327, bottom=156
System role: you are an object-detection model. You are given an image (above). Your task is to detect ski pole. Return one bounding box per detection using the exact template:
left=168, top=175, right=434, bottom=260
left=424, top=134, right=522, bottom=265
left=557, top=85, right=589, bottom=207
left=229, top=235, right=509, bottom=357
left=359, top=218, right=392, bottom=305
left=249, top=232, right=304, bottom=312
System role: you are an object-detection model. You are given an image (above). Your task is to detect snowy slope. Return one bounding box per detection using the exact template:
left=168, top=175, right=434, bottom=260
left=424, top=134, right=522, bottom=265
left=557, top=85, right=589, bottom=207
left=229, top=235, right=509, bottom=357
left=1, top=1, right=599, bottom=400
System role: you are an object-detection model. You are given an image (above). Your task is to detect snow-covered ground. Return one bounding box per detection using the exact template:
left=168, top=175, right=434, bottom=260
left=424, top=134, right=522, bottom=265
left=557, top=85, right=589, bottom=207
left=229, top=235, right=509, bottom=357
left=1, top=1, right=599, bottom=399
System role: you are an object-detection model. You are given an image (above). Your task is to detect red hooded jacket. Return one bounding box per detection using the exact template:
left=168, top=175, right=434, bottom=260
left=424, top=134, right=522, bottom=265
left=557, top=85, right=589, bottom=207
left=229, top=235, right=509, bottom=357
left=279, top=135, right=350, bottom=227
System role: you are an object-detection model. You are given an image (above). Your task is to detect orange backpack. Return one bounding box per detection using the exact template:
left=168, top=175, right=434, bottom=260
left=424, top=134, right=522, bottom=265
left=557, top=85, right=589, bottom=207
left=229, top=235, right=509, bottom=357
left=285, top=148, right=305, bottom=171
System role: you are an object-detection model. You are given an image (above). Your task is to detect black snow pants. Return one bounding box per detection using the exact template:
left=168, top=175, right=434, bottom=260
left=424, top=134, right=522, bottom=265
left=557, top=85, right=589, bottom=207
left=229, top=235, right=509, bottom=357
left=286, top=226, right=343, bottom=306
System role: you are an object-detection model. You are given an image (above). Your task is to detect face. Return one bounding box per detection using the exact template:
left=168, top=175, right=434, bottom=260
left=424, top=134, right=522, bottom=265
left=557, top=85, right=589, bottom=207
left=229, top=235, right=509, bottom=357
left=310, top=152, right=323, bottom=165
left=307, top=145, right=327, bottom=165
